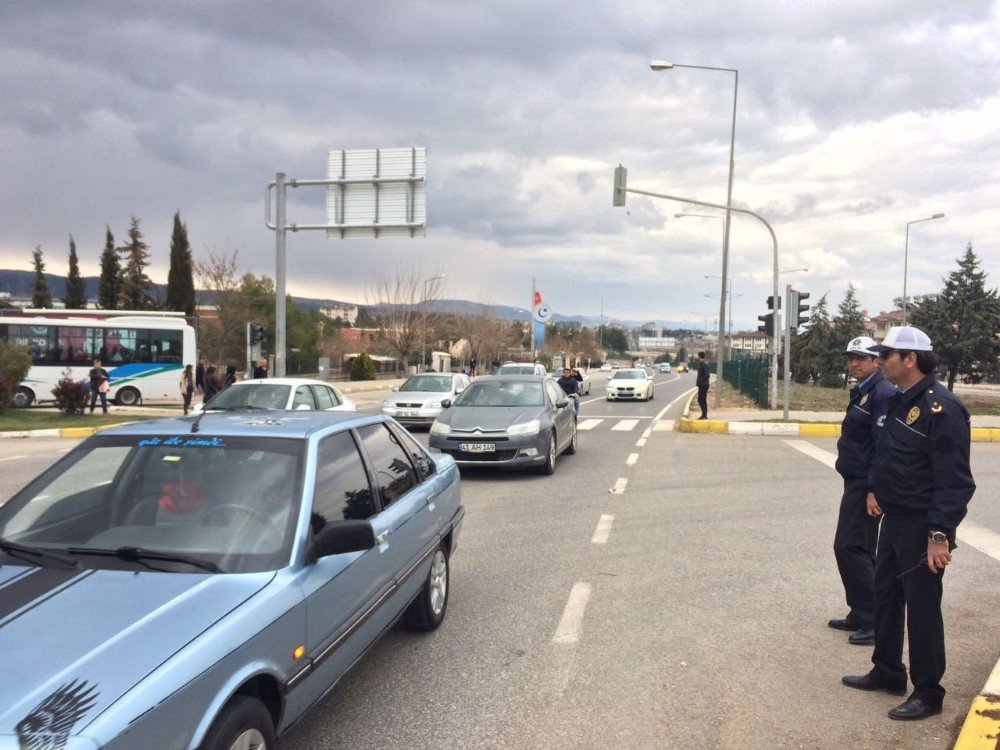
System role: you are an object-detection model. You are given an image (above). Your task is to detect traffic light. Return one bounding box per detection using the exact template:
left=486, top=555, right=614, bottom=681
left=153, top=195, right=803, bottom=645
left=790, top=290, right=811, bottom=327
left=767, top=295, right=781, bottom=310
left=613, top=165, right=627, bottom=207
left=251, top=325, right=267, bottom=344
left=757, top=313, right=774, bottom=336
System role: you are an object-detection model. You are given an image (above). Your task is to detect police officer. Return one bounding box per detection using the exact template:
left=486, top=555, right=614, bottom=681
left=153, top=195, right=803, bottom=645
left=842, top=326, right=975, bottom=720
left=829, top=336, right=896, bottom=645
left=695, top=351, right=710, bottom=419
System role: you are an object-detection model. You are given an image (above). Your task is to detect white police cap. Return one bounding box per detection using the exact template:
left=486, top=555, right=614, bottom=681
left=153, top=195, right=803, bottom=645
left=844, top=335, right=879, bottom=356
left=874, top=326, right=933, bottom=353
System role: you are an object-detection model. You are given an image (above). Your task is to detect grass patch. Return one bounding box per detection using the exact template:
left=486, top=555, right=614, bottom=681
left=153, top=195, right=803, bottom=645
left=0, top=411, right=158, bottom=432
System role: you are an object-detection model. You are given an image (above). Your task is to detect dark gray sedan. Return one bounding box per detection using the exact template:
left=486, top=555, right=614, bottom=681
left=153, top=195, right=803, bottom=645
left=428, top=375, right=577, bottom=474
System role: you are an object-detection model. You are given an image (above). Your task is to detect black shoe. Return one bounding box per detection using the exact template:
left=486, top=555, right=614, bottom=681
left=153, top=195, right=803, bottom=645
left=698, top=415, right=708, bottom=420
left=841, top=673, right=908, bottom=696
left=848, top=628, right=875, bottom=645
left=888, top=696, right=942, bottom=721
left=828, top=616, right=861, bottom=631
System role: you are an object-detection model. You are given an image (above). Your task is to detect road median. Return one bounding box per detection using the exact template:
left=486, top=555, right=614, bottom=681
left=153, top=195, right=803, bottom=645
left=678, top=417, right=1000, bottom=442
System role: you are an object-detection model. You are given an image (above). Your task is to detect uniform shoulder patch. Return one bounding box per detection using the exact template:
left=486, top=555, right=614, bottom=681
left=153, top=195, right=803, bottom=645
left=859, top=393, right=869, bottom=406
left=906, top=406, right=920, bottom=425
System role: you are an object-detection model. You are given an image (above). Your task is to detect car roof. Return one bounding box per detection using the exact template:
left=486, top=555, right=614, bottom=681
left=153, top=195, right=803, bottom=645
left=227, top=377, right=336, bottom=388
left=469, top=374, right=547, bottom=382
left=98, top=410, right=380, bottom=439
left=614, top=367, right=647, bottom=373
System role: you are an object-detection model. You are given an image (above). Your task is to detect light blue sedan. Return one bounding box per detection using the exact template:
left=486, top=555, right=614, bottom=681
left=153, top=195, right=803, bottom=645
left=0, top=411, right=463, bottom=750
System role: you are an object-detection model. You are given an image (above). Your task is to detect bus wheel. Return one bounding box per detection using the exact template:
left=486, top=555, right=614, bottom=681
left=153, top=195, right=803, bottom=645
left=11, top=387, right=34, bottom=409
left=116, top=387, right=141, bottom=406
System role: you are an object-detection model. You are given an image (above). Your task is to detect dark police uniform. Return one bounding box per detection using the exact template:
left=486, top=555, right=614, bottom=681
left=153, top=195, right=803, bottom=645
left=870, top=373, right=975, bottom=705
left=833, top=370, right=895, bottom=631
left=696, top=359, right=710, bottom=418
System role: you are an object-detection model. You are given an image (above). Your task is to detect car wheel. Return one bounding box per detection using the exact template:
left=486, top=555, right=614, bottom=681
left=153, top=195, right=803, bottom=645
left=200, top=695, right=276, bottom=750
left=606, top=395, right=612, bottom=401
left=404, top=546, right=449, bottom=631
left=565, top=420, right=578, bottom=455
left=11, top=387, right=34, bottom=409
left=537, top=432, right=557, bottom=475
left=116, top=386, right=140, bottom=406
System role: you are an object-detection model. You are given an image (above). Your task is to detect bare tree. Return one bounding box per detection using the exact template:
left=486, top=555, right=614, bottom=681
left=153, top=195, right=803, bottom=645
left=448, top=302, right=521, bottom=369
left=194, top=246, right=245, bottom=365
left=366, top=265, right=445, bottom=373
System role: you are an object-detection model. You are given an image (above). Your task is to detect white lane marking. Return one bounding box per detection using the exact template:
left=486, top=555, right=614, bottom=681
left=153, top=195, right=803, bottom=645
left=592, top=514, right=614, bottom=544
left=612, top=419, right=639, bottom=431
left=577, top=419, right=603, bottom=431
left=642, top=428, right=652, bottom=438
left=610, top=478, right=628, bottom=494
left=784, top=440, right=1000, bottom=565
left=58, top=448, right=74, bottom=453
left=0, top=456, right=28, bottom=462
left=553, top=582, right=592, bottom=644
left=636, top=438, right=647, bottom=447
left=784, top=439, right=837, bottom=469
left=958, top=520, right=1000, bottom=564
left=582, top=414, right=655, bottom=420
left=653, top=420, right=675, bottom=431
left=626, top=453, right=639, bottom=466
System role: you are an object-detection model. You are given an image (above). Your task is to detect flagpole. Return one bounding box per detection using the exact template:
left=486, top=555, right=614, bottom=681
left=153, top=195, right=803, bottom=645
left=530, top=277, right=536, bottom=358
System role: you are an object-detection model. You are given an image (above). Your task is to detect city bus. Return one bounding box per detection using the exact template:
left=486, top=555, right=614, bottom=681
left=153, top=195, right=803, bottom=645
left=0, top=311, right=196, bottom=408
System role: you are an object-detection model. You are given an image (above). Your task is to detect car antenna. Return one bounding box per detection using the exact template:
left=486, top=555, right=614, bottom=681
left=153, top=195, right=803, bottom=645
left=191, top=408, right=205, bottom=433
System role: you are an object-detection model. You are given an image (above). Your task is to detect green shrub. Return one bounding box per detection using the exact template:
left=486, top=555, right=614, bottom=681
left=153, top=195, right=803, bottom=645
left=51, top=369, right=90, bottom=415
left=350, top=352, right=377, bottom=381
left=819, top=372, right=845, bottom=389
left=0, top=342, right=33, bottom=413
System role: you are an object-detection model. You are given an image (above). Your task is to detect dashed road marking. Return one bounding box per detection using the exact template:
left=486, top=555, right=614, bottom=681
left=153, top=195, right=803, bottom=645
left=612, top=419, right=639, bottom=431
left=577, top=419, right=603, bottom=431
left=553, top=582, right=592, bottom=644
left=783, top=439, right=837, bottom=469
left=592, top=514, right=614, bottom=544
left=626, top=453, right=639, bottom=466
left=0, top=455, right=27, bottom=462
left=636, top=438, right=647, bottom=447
left=642, top=428, right=652, bottom=438
left=610, top=478, right=628, bottom=494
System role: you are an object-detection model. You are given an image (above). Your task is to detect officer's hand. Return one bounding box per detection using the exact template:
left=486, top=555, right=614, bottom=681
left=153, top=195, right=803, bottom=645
left=866, top=492, right=882, bottom=518
left=927, top=539, right=951, bottom=573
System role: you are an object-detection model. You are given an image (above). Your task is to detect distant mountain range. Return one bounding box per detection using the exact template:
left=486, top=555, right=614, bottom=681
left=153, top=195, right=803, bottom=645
left=0, top=269, right=693, bottom=329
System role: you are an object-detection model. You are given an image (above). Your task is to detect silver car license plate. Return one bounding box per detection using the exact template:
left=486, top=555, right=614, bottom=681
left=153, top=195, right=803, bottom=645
left=460, top=443, right=495, bottom=453
left=399, top=410, right=420, bottom=418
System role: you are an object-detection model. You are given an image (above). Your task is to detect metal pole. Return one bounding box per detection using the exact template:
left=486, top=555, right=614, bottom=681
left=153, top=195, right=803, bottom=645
left=275, top=172, right=287, bottom=377
left=783, top=284, right=792, bottom=421
left=902, top=222, right=910, bottom=326
left=715, top=68, right=738, bottom=409
left=624, top=185, right=781, bottom=410
left=530, top=277, right=536, bottom=358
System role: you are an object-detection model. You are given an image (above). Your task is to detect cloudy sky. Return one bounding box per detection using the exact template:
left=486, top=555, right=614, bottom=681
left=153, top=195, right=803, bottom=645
left=2, top=1, right=998, bottom=329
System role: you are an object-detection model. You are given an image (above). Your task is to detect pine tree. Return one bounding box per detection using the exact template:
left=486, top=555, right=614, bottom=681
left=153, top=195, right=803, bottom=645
left=118, top=216, right=153, bottom=310
left=31, top=246, right=53, bottom=308
left=98, top=227, right=121, bottom=310
left=911, top=242, right=1000, bottom=390
left=166, top=211, right=196, bottom=316
left=63, top=235, right=87, bottom=309
left=789, top=294, right=839, bottom=384
left=831, top=283, right=867, bottom=387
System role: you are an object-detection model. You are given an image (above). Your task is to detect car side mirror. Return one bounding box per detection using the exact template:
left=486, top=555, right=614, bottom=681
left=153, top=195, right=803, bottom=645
left=555, top=398, right=570, bottom=409
left=441, top=399, right=452, bottom=409
left=393, top=386, right=399, bottom=392
left=647, top=375, right=654, bottom=381
left=308, top=520, right=376, bottom=563
left=455, top=387, right=465, bottom=395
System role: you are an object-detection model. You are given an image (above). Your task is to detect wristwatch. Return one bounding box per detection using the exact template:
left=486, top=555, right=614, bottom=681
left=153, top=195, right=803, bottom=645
left=928, top=530, right=948, bottom=545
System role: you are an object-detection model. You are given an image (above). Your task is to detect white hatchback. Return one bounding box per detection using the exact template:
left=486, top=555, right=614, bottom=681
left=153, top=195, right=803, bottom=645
left=197, top=377, right=356, bottom=412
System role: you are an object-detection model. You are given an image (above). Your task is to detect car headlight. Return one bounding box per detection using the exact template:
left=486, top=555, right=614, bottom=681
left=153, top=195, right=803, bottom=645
left=430, top=420, right=451, bottom=435
left=507, top=419, right=540, bottom=436
left=381, top=400, right=393, bottom=408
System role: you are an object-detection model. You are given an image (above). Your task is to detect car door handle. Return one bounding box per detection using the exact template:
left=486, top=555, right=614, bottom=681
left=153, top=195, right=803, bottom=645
left=425, top=493, right=437, bottom=506
left=375, top=530, right=391, bottom=545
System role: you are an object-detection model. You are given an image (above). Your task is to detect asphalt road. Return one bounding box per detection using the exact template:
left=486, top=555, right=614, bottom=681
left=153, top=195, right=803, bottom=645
left=1, top=369, right=998, bottom=749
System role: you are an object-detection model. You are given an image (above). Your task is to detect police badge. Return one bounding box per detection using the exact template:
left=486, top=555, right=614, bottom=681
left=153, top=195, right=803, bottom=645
left=859, top=394, right=869, bottom=406
left=906, top=406, right=920, bottom=425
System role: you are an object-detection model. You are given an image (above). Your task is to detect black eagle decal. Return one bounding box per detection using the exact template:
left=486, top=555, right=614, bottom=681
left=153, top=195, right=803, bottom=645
left=15, top=680, right=99, bottom=750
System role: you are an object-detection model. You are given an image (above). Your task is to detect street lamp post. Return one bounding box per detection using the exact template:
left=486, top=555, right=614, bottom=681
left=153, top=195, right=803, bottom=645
left=652, top=60, right=738, bottom=411
left=902, top=213, right=945, bottom=326
left=421, top=274, right=445, bottom=372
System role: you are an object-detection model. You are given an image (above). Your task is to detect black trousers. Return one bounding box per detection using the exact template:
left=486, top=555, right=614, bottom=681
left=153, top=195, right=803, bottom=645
left=697, top=386, right=708, bottom=418
left=833, top=476, right=878, bottom=628
left=871, top=512, right=946, bottom=704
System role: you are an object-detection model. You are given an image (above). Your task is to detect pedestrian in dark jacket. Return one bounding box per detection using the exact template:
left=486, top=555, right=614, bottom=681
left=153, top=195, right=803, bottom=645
left=828, top=336, right=896, bottom=645
left=87, top=359, right=110, bottom=414
left=203, top=366, right=219, bottom=404
left=843, top=326, right=975, bottom=721
left=224, top=364, right=237, bottom=388
left=179, top=364, right=195, bottom=415
left=695, top=351, right=710, bottom=419
left=195, top=360, right=206, bottom=393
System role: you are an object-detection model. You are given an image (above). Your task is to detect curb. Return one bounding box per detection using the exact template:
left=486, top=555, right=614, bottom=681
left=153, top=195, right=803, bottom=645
left=337, top=381, right=403, bottom=394
left=0, top=423, right=131, bottom=440
left=677, top=419, right=1000, bottom=442
left=954, top=657, right=1000, bottom=749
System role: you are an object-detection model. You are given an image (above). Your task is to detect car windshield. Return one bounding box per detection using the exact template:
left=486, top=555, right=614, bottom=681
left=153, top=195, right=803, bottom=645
left=498, top=365, right=535, bottom=375
left=612, top=370, right=645, bottom=380
left=399, top=375, right=453, bottom=393
left=0, top=434, right=305, bottom=574
left=207, top=383, right=292, bottom=410
left=453, top=381, right=544, bottom=407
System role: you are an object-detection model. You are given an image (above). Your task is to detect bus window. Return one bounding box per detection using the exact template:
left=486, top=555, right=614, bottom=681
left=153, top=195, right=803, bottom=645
left=150, top=329, right=183, bottom=363
left=7, top=325, right=56, bottom=366
left=103, top=329, right=136, bottom=364
left=56, top=327, right=99, bottom=364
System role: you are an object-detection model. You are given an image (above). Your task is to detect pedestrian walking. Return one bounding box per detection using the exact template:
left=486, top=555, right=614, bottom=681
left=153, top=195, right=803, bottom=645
left=87, top=359, right=110, bottom=414
left=828, top=336, right=896, bottom=645
left=252, top=357, right=268, bottom=379
left=224, top=364, right=237, bottom=388
left=179, top=364, right=195, bottom=415
left=695, top=351, right=710, bottom=419
left=195, top=360, right=206, bottom=393
left=842, top=326, right=975, bottom=721
left=203, top=365, right=219, bottom=404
